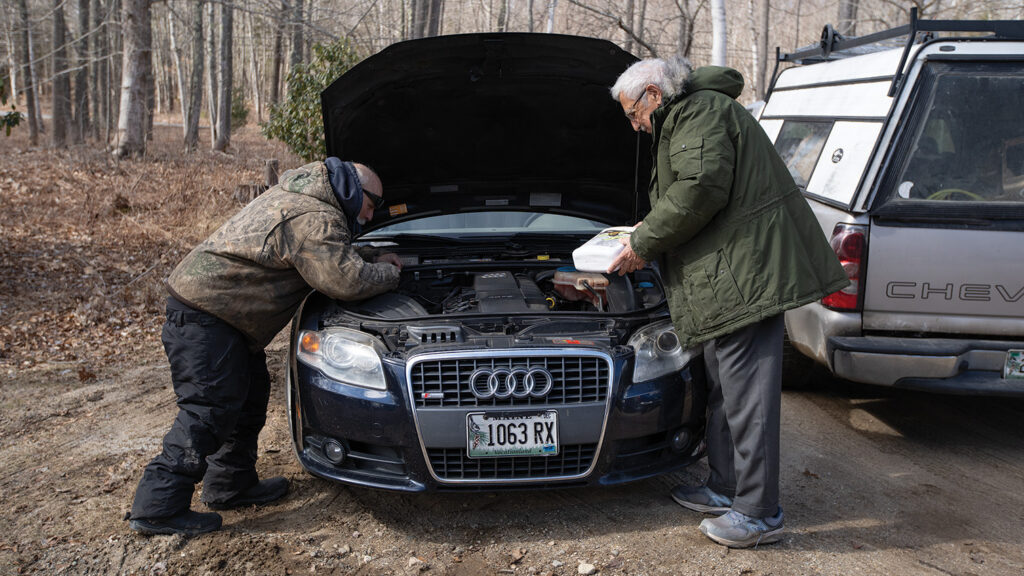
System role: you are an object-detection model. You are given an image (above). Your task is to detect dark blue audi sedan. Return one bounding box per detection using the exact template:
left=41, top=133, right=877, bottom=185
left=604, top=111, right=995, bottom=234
left=286, top=32, right=707, bottom=491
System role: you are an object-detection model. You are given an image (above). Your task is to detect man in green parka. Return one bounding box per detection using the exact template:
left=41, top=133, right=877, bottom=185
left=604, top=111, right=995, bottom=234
left=609, top=57, right=848, bottom=548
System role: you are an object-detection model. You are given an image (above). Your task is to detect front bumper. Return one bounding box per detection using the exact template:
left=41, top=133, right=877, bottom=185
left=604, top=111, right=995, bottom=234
left=289, top=346, right=706, bottom=491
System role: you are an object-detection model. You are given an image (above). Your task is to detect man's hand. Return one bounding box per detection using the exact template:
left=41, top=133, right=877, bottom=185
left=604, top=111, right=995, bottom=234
left=375, top=253, right=403, bottom=270
left=608, top=237, right=646, bottom=276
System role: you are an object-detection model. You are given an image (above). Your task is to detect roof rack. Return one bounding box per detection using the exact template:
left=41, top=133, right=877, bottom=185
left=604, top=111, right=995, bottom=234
left=768, top=7, right=1024, bottom=98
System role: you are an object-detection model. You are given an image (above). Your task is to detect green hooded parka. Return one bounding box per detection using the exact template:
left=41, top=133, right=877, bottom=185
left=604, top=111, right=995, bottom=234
left=629, top=66, right=849, bottom=348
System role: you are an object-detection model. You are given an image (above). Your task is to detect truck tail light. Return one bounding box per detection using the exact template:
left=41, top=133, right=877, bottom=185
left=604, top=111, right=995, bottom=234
left=821, top=223, right=866, bottom=311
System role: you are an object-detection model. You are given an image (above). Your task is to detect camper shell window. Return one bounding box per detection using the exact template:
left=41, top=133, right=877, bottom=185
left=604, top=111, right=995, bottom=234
left=887, top=61, right=1024, bottom=204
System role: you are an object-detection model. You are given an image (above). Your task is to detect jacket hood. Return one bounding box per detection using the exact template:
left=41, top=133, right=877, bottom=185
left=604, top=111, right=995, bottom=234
left=320, top=33, right=650, bottom=233
left=280, top=161, right=341, bottom=209
left=684, top=66, right=744, bottom=99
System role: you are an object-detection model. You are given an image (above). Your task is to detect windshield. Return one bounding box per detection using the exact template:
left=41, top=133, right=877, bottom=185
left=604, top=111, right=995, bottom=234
left=362, top=211, right=607, bottom=238
left=892, top=61, right=1024, bottom=203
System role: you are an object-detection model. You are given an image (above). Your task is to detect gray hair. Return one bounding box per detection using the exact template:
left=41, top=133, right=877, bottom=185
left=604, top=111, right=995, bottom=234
left=352, top=163, right=382, bottom=193
left=610, top=56, right=692, bottom=102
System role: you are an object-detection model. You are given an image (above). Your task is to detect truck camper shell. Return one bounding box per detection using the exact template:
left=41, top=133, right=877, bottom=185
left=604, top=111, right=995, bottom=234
left=759, top=9, right=1024, bottom=396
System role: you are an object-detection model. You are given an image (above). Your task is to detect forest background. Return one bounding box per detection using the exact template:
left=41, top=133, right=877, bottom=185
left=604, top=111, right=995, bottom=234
left=3, top=0, right=1022, bottom=160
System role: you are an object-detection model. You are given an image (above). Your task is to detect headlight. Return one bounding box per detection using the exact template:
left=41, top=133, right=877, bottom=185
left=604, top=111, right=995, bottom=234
left=296, top=327, right=387, bottom=390
left=628, top=320, right=700, bottom=382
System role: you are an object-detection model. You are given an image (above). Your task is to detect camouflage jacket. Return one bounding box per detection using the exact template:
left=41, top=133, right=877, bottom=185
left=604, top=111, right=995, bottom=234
left=167, top=161, right=400, bottom=348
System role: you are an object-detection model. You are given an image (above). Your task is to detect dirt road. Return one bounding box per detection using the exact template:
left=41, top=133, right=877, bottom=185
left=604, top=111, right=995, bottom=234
left=2, top=336, right=1023, bottom=576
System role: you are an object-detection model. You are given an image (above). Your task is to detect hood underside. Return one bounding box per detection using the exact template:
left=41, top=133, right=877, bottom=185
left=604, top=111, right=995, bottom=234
left=321, top=33, right=649, bottom=231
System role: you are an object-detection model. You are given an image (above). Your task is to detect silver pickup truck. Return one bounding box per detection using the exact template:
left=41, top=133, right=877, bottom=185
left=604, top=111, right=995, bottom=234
left=758, top=9, right=1024, bottom=396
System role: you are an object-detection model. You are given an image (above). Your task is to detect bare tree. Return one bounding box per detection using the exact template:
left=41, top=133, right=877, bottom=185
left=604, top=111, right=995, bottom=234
left=545, top=0, right=557, bottom=33
left=270, top=4, right=283, bottom=105
left=206, top=0, right=218, bottom=146
left=51, top=0, right=72, bottom=148
left=675, top=0, right=704, bottom=59
left=74, top=0, right=91, bottom=142
left=710, top=0, right=726, bottom=66
left=213, top=0, right=232, bottom=152
left=15, top=0, right=39, bottom=145
left=245, top=11, right=261, bottom=123
left=838, top=0, right=858, bottom=36
left=183, top=0, right=204, bottom=151
left=290, top=0, right=304, bottom=66
left=114, top=0, right=152, bottom=158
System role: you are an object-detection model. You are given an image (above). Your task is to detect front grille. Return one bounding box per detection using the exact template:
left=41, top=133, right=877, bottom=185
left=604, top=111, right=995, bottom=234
left=428, top=444, right=597, bottom=480
left=410, top=355, right=610, bottom=407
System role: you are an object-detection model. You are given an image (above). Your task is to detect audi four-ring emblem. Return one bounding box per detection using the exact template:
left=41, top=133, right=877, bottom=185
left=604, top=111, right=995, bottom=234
left=469, top=367, right=555, bottom=400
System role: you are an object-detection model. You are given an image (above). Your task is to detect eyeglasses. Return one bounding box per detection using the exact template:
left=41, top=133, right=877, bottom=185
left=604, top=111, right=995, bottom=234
left=363, top=189, right=383, bottom=209
left=625, top=90, right=647, bottom=121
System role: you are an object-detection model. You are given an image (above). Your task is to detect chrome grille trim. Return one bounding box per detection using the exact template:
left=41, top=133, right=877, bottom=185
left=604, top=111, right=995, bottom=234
left=406, top=348, right=614, bottom=485
left=410, top=355, right=609, bottom=407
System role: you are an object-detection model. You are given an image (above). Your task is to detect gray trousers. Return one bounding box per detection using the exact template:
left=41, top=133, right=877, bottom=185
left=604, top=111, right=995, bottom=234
left=702, top=313, right=784, bottom=518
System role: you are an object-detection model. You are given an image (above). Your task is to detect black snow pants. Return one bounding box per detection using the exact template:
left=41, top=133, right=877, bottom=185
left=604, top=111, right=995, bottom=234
left=130, top=297, right=271, bottom=519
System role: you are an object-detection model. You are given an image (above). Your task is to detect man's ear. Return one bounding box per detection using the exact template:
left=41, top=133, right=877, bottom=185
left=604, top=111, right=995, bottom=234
left=647, top=84, right=663, bottom=105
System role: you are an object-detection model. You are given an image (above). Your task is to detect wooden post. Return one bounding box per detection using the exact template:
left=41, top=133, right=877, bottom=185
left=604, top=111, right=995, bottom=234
left=264, top=159, right=279, bottom=187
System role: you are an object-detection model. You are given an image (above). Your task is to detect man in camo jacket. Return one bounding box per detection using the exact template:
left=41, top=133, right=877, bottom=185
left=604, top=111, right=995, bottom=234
left=127, top=159, right=401, bottom=536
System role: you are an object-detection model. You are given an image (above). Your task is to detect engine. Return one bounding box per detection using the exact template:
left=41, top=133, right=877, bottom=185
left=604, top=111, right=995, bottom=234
left=342, top=267, right=664, bottom=319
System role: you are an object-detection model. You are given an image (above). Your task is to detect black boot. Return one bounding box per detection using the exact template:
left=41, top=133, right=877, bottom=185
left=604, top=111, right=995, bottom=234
left=204, top=476, right=290, bottom=510
left=129, top=510, right=222, bottom=536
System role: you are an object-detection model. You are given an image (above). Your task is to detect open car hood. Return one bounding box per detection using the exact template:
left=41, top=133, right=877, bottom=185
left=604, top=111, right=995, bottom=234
left=321, top=33, right=650, bottom=233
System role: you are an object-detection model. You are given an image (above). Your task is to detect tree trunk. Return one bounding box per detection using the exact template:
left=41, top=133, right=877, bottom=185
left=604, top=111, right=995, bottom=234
left=213, top=0, right=232, bottom=152
left=51, top=0, right=72, bottom=148
left=246, top=11, right=261, bottom=122
left=675, top=0, right=696, bottom=59
left=527, top=0, right=534, bottom=32
left=710, top=0, right=727, bottom=66
left=636, top=0, right=647, bottom=55
left=545, top=0, right=557, bottom=33
left=74, top=0, right=91, bottom=142
left=16, top=0, right=39, bottom=145
left=411, top=0, right=429, bottom=39
left=90, top=0, right=104, bottom=142
left=206, top=0, right=218, bottom=147
left=168, top=9, right=187, bottom=135
left=270, top=1, right=284, bottom=105
left=497, top=0, right=509, bottom=32
left=793, top=0, right=802, bottom=51
left=427, top=0, right=443, bottom=37
left=290, top=0, right=303, bottom=70
left=143, top=0, right=154, bottom=142
left=624, top=0, right=634, bottom=53
left=109, top=0, right=123, bottom=144
left=758, top=0, right=770, bottom=99
left=837, top=0, right=858, bottom=37
left=113, top=0, right=151, bottom=158
left=4, top=32, right=17, bottom=105
left=184, top=0, right=203, bottom=151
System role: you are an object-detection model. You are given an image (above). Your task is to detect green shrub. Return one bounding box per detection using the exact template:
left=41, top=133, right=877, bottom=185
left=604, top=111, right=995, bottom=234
left=1, top=76, right=22, bottom=137
left=262, top=39, right=359, bottom=161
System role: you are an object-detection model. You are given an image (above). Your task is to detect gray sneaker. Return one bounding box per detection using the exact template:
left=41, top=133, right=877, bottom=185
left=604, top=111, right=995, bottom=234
left=669, top=484, right=733, bottom=514
left=699, top=508, right=785, bottom=549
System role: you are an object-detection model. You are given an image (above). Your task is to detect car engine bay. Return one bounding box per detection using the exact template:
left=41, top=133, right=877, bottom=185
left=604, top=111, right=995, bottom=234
left=341, top=266, right=665, bottom=319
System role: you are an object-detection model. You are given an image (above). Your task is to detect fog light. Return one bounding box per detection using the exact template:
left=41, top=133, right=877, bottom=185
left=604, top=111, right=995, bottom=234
left=670, top=428, right=692, bottom=453
left=323, top=439, right=347, bottom=464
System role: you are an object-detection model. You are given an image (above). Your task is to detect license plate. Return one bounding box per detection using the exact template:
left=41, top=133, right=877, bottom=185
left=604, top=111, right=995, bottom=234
left=1005, top=350, right=1024, bottom=379
left=466, top=411, right=558, bottom=458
